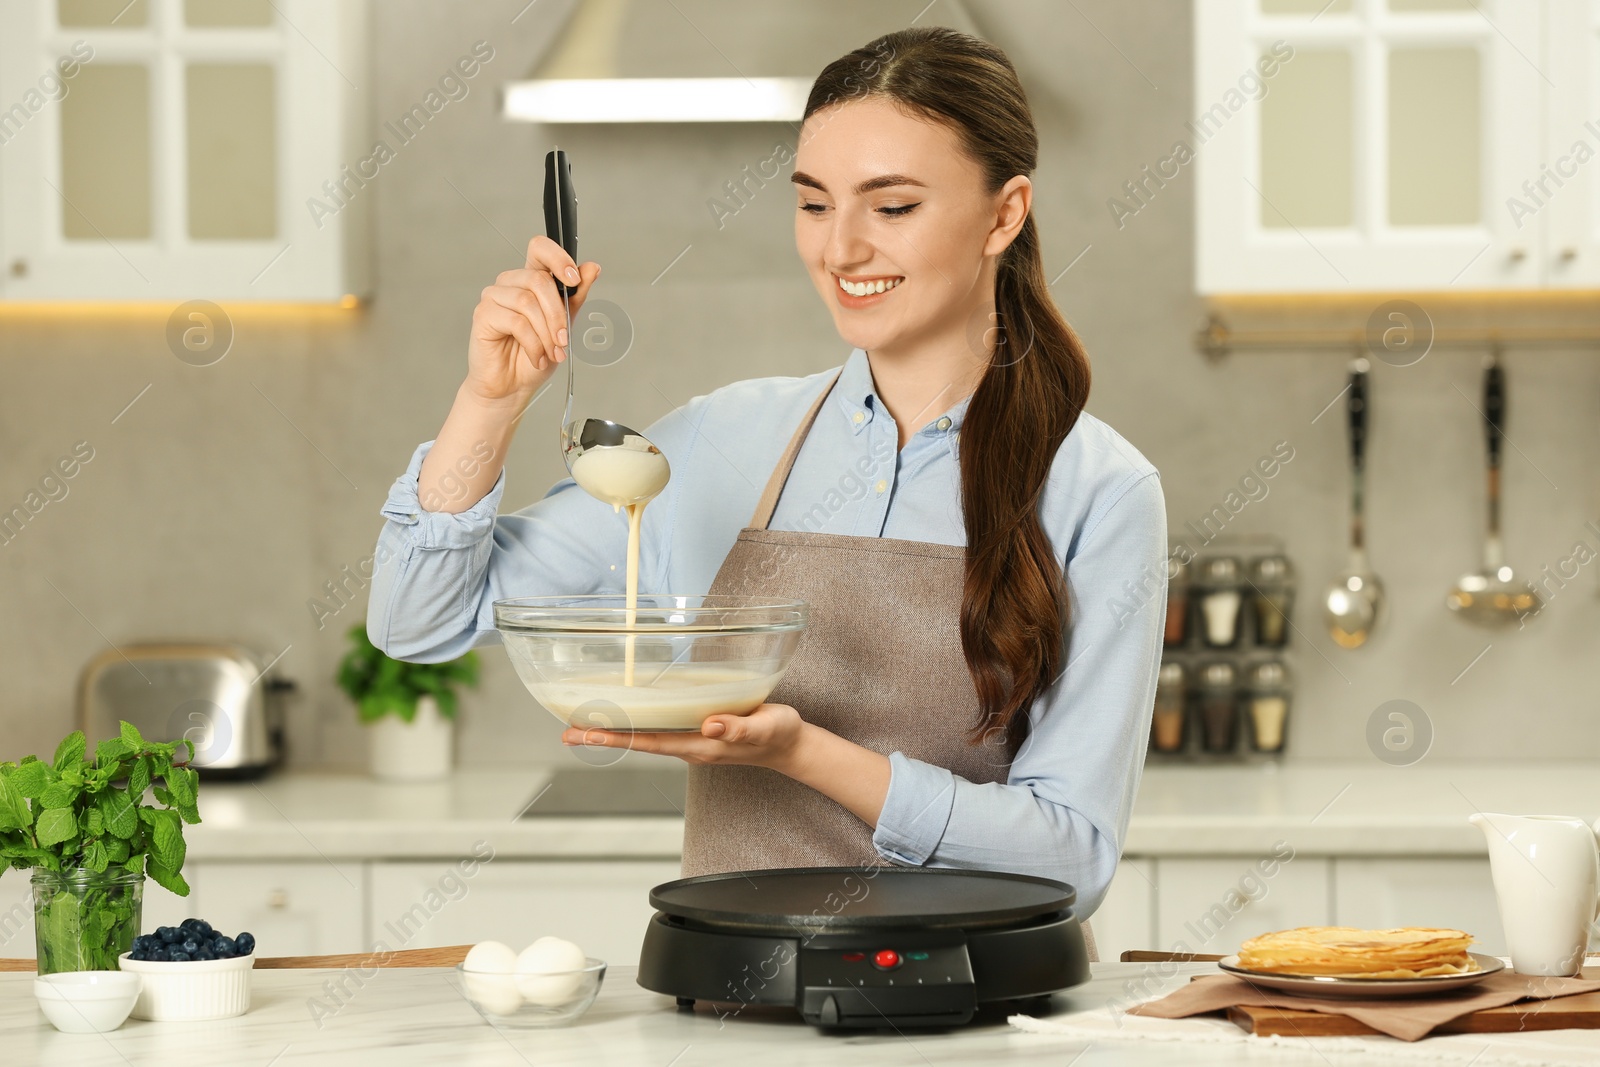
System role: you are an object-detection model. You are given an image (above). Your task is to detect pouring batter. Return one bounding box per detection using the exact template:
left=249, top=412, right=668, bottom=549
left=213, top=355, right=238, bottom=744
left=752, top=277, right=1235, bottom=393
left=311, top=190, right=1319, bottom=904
left=567, top=441, right=670, bottom=685
left=368, top=27, right=1167, bottom=958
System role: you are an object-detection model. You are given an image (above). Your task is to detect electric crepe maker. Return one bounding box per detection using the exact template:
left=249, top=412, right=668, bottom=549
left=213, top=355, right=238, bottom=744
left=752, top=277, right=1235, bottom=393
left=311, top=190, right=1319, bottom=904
left=636, top=866, right=1090, bottom=1028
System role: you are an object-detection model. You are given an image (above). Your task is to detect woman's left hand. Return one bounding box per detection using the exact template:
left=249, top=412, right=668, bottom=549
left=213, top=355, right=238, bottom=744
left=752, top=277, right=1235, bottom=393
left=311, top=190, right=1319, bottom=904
left=560, top=703, right=809, bottom=772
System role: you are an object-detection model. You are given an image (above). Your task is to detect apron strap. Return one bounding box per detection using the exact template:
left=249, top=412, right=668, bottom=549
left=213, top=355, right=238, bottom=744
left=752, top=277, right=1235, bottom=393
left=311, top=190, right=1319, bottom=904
left=748, top=368, right=845, bottom=530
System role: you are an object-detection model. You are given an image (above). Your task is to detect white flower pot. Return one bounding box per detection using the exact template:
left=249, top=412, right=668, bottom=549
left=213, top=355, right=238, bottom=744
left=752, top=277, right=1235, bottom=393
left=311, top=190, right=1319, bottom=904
left=367, top=695, right=453, bottom=781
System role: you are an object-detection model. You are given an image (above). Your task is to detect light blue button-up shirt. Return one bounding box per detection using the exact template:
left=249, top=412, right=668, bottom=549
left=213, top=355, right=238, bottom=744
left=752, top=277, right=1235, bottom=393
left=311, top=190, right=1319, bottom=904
left=368, top=348, right=1167, bottom=917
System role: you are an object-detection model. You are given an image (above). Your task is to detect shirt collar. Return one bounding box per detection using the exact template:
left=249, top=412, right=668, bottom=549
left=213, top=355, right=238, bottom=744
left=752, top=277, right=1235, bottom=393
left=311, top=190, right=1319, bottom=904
left=832, top=348, right=969, bottom=437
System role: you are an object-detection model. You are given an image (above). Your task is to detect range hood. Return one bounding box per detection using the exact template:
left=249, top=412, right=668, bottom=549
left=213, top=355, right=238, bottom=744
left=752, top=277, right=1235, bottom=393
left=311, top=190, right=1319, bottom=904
left=502, top=0, right=981, bottom=124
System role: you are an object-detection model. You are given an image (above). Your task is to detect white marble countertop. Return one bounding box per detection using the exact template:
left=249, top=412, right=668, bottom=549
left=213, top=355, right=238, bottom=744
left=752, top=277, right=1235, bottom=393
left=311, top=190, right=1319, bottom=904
left=11, top=961, right=1597, bottom=1066
left=173, top=761, right=1600, bottom=861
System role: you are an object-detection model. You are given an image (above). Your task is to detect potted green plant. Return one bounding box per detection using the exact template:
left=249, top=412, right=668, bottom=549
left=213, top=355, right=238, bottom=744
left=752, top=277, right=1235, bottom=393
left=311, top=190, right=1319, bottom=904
left=337, top=624, right=480, bottom=781
left=0, top=722, right=200, bottom=974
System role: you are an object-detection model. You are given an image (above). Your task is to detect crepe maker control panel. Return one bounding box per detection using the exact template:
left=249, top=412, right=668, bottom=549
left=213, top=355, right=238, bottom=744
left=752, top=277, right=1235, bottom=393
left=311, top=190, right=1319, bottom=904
left=798, top=936, right=975, bottom=1027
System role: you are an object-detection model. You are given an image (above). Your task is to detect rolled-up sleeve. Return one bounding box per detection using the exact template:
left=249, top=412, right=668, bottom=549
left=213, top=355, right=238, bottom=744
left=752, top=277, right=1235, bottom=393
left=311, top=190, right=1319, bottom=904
left=871, top=470, right=1167, bottom=918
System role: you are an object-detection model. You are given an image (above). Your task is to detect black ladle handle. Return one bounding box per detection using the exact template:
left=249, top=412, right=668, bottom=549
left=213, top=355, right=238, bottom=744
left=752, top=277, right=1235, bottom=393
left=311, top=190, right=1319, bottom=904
left=1483, top=357, right=1504, bottom=471
left=1348, top=358, right=1369, bottom=474
left=543, top=149, right=578, bottom=297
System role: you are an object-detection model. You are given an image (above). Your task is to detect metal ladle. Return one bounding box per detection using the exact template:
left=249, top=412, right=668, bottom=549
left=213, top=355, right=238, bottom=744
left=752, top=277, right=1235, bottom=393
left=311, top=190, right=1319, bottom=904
left=1324, top=358, right=1385, bottom=648
left=1447, top=353, right=1540, bottom=627
left=545, top=148, right=669, bottom=498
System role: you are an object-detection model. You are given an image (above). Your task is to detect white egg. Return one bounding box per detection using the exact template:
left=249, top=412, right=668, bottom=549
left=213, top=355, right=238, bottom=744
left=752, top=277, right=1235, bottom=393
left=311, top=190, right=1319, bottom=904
left=463, top=940, right=518, bottom=974
left=463, top=972, right=523, bottom=1016
left=514, top=937, right=587, bottom=1005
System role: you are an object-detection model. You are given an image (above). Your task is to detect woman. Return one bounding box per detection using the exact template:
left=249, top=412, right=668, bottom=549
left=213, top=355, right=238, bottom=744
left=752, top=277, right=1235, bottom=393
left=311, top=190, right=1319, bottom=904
left=368, top=27, right=1166, bottom=953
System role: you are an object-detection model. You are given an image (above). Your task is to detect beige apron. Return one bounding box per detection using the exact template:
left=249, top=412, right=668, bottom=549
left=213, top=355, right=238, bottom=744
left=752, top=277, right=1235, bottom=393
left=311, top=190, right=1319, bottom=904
left=681, top=369, right=1098, bottom=961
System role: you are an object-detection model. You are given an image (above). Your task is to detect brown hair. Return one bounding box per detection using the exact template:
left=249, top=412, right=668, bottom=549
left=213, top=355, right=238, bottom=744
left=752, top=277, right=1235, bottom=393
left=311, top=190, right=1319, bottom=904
left=803, top=27, right=1092, bottom=745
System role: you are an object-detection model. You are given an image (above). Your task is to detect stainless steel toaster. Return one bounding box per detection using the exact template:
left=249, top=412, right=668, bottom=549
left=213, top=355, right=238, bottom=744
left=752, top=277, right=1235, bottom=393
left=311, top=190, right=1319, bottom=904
left=77, top=643, right=292, bottom=778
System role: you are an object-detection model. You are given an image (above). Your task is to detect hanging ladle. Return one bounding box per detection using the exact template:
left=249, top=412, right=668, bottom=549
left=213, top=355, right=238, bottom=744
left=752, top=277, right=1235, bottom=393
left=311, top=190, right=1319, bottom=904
left=1446, top=352, right=1540, bottom=626
left=1324, top=357, right=1384, bottom=648
left=544, top=149, right=669, bottom=508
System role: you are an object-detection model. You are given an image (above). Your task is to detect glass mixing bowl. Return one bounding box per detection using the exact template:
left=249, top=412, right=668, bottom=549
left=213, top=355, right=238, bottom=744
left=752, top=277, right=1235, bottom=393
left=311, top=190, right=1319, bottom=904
left=493, top=595, right=808, bottom=732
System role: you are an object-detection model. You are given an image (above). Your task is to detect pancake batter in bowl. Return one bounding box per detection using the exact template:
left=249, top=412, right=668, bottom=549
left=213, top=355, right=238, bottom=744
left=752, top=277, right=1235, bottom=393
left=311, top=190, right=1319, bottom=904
left=368, top=27, right=1169, bottom=963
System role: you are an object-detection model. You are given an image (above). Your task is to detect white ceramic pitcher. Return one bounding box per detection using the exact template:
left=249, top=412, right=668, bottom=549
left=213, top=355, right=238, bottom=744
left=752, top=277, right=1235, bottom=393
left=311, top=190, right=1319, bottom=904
left=1469, top=812, right=1600, bottom=976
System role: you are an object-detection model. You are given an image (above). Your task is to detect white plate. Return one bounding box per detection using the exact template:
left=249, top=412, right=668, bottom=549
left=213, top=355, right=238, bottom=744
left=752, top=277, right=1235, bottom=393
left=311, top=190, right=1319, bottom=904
left=1217, top=952, right=1504, bottom=998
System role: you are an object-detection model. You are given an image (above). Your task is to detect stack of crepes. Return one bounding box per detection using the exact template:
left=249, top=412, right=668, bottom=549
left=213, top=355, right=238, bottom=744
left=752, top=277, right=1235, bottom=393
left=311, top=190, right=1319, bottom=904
left=1236, top=927, right=1479, bottom=979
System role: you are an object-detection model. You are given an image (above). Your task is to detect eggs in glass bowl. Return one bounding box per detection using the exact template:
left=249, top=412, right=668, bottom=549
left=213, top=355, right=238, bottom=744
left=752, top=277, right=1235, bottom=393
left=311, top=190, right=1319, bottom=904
left=457, top=936, right=605, bottom=1028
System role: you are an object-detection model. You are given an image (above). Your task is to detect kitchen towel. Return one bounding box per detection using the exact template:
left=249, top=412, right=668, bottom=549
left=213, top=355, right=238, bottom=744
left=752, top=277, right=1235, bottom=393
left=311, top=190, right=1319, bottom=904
left=1125, top=971, right=1600, bottom=1042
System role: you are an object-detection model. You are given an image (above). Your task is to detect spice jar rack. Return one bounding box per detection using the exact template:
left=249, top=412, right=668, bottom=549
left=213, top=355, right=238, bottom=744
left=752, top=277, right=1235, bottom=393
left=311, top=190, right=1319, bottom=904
left=1150, top=541, right=1296, bottom=761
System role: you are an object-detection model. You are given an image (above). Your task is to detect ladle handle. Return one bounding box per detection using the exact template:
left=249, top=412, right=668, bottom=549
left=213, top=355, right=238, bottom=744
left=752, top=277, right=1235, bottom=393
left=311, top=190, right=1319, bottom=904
left=1346, top=358, right=1369, bottom=552
left=1348, top=359, right=1369, bottom=474
left=1483, top=357, right=1504, bottom=472
left=543, top=149, right=578, bottom=297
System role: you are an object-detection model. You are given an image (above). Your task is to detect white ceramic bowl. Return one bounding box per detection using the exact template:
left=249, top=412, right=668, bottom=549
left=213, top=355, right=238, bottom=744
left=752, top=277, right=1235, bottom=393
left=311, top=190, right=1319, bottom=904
left=116, top=951, right=254, bottom=1021
left=34, top=970, right=141, bottom=1033
left=456, top=958, right=607, bottom=1028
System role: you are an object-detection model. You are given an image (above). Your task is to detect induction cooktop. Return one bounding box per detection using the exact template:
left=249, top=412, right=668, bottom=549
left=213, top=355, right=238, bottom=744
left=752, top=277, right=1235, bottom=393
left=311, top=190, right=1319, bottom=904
left=636, top=866, right=1090, bottom=1029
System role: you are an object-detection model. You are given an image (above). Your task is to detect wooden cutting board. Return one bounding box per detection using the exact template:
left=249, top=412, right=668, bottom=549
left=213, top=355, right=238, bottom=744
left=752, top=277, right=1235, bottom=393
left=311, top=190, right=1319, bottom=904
left=1228, top=990, right=1600, bottom=1037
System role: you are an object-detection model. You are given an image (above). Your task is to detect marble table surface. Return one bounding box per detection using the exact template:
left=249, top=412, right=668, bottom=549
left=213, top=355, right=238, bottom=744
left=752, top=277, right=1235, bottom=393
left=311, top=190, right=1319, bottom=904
left=6, top=961, right=1599, bottom=1066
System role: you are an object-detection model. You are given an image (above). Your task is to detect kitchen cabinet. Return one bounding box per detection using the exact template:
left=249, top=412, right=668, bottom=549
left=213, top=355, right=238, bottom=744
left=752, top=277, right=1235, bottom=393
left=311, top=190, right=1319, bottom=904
left=1086, top=858, right=1155, bottom=962
left=0, top=876, right=31, bottom=958
left=367, top=860, right=682, bottom=966
left=1194, top=0, right=1600, bottom=293
left=0, top=862, right=365, bottom=958
left=1333, top=857, right=1506, bottom=955
left=186, top=862, right=367, bottom=956
left=0, top=0, right=369, bottom=301
left=1153, top=856, right=1331, bottom=953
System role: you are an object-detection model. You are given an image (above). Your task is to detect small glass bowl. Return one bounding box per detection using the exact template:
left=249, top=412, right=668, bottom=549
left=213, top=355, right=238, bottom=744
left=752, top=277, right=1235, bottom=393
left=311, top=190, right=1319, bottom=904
left=494, top=595, right=807, bottom=731
left=455, top=958, right=607, bottom=1028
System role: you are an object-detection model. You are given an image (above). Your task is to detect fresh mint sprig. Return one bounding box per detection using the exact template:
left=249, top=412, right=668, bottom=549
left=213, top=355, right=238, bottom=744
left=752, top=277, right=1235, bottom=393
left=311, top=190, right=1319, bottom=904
left=0, top=720, right=201, bottom=896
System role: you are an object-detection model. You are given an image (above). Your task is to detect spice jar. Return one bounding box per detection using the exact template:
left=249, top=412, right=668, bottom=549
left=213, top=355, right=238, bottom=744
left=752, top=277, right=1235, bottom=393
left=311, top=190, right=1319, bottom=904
left=1164, top=556, right=1189, bottom=647
left=1196, top=661, right=1238, bottom=753
left=1250, top=555, right=1294, bottom=648
left=1247, top=661, right=1291, bottom=753
left=1151, top=661, right=1187, bottom=752
left=1198, top=557, right=1244, bottom=648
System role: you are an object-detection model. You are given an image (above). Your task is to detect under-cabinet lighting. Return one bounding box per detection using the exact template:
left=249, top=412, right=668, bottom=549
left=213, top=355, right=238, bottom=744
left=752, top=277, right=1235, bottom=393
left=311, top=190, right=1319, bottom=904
left=500, top=77, right=811, bottom=123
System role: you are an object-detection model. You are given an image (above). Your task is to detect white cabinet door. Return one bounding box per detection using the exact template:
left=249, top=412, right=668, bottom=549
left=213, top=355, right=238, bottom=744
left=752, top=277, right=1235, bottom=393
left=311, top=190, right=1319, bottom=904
left=183, top=861, right=367, bottom=956
left=1088, top=859, right=1155, bottom=963
left=141, top=870, right=196, bottom=936
left=1155, top=856, right=1330, bottom=954
left=369, top=860, right=682, bottom=966
left=0, top=873, right=35, bottom=958
left=1195, top=0, right=1544, bottom=293
left=1333, top=858, right=1505, bottom=955
left=0, top=0, right=370, bottom=301
left=1541, top=0, right=1600, bottom=287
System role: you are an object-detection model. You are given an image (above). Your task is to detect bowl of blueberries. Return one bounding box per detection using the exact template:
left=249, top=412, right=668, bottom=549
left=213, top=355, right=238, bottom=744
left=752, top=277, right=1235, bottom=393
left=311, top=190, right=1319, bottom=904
left=117, top=918, right=256, bottom=1021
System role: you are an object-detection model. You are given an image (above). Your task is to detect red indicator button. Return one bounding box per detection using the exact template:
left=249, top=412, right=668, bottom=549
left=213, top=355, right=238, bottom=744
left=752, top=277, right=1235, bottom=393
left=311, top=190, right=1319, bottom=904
left=841, top=952, right=865, bottom=962
left=873, top=949, right=901, bottom=970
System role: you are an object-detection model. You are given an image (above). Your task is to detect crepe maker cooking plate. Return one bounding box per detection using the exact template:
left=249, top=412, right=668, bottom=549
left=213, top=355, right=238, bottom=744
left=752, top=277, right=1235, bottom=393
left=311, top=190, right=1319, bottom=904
left=636, top=866, right=1090, bottom=1028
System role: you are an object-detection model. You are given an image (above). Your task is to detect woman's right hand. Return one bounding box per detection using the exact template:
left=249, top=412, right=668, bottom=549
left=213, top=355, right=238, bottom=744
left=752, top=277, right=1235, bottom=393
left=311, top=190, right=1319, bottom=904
left=464, top=236, right=601, bottom=408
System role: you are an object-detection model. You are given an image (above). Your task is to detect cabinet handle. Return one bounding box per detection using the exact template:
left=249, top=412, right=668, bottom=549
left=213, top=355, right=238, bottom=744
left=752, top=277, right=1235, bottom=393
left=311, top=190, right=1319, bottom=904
left=8, top=259, right=26, bottom=278
left=1508, top=247, right=1528, bottom=263
left=267, top=889, right=288, bottom=909
left=1560, top=247, right=1579, bottom=262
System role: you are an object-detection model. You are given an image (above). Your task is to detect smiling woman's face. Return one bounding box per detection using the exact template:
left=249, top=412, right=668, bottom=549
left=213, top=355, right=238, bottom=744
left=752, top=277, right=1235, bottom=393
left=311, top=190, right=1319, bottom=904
left=792, top=96, right=1019, bottom=357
